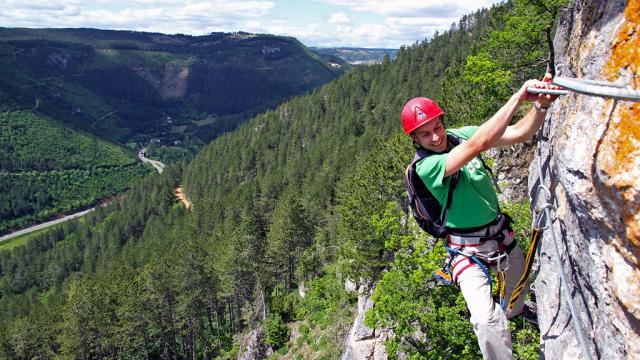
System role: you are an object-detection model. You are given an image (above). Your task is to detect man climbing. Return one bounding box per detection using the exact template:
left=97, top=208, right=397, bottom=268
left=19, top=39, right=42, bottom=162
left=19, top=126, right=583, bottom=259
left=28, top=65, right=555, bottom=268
left=401, top=73, right=561, bottom=360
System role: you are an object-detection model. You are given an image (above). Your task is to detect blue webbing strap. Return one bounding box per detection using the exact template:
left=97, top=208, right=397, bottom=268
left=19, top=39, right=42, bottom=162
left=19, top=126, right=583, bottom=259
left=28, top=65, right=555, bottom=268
left=444, top=245, right=493, bottom=291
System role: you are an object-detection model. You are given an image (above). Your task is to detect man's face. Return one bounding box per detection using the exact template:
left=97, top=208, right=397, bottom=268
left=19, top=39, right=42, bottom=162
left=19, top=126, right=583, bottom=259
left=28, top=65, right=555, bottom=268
left=411, top=117, right=447, bottom=152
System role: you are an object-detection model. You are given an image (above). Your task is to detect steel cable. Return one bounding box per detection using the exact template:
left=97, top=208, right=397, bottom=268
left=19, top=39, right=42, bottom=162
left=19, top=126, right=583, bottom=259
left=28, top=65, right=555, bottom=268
left=526, top=76, right=640, bottom=102
left=533, top=139, right=594, bottom=360
left=552, top=77, right=640, bottom=102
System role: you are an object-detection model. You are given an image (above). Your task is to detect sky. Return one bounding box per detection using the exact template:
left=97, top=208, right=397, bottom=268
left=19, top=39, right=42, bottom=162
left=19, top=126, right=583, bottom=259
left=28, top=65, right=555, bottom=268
left=1, top=0, right=504, bottom=48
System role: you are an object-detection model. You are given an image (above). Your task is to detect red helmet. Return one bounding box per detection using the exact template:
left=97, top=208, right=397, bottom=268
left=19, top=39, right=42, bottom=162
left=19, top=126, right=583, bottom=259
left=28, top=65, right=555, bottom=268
left=401, top=97, right=443, bottom=134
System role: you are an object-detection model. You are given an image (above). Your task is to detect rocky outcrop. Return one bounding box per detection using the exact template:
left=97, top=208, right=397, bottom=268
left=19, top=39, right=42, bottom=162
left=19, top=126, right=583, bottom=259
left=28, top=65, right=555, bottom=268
left=238, top=327, right=272, bottom=360
left=341, top=284, right=391, bottom=360
left=132, top=64, right=189, bottom=99
left=487, top=140, right=536, bottom=202
left=160, top=65, right=189, bottom=99
left=47, top=52, right=70, bottom=70
left=530, top=0, right=639, bottom=359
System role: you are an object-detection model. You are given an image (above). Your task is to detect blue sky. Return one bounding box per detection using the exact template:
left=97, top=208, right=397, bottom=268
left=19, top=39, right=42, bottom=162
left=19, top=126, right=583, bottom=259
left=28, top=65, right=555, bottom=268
left=1, top=0, right=503, bottom=48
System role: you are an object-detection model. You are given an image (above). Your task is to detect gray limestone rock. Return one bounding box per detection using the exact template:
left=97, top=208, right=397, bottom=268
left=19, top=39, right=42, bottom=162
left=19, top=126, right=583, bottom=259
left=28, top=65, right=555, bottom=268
left=238, top=327, right=272, bottom=360
left=487, top=140, right=536, bottom=203
left=529, top=1, right=639, bottom=359
left=341, top=284, right=391, bottom=360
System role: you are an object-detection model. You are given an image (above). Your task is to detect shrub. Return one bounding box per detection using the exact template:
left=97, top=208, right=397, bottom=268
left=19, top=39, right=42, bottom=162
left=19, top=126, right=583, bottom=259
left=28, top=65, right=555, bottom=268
left=270, top=284, right=300, bottom=321
left=264, top=313, right=290, bottom=349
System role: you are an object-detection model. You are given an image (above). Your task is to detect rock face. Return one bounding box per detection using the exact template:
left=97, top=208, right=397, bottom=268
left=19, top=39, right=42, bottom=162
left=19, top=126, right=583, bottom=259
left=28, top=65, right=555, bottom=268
left=487, top=140, right=536, bottom=202
left=529, top=1, right=639, bottom=359
left=237, top=327, right=272, bottom=360
left=341, top=284, right=391, bottom=360
left=132, top=65, right=189, bottom=99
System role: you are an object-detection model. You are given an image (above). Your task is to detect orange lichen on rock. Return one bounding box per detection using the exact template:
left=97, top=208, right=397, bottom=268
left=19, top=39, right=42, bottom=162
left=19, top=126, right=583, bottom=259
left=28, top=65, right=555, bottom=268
left=598, top=0, right=640, bottom=320
left=604, top=0, right=640, bottom=82
left=600, top=0, right=640, bottom=249
left=616, top=102, right=640, bottom=247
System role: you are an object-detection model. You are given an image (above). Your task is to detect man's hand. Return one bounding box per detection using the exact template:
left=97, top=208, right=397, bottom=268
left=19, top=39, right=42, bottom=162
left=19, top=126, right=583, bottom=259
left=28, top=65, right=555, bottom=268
left=515, top=73, right=563, bottom=106
left=489, top=73, right=565, bottom=148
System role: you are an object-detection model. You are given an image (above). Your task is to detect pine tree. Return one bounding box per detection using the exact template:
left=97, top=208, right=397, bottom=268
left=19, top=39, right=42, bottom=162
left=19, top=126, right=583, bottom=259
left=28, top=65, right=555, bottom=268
left=266, top=187, right=313, bottom=291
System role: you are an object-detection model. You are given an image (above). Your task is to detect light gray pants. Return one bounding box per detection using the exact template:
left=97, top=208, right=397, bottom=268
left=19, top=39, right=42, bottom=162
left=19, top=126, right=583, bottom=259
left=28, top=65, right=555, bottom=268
left=455, top=243, right=528, bottom=360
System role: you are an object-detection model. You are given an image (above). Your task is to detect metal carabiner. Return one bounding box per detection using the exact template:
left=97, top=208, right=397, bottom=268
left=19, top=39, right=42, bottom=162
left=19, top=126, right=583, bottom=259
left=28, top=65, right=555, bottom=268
left=487, top=251, right=510, bottom=272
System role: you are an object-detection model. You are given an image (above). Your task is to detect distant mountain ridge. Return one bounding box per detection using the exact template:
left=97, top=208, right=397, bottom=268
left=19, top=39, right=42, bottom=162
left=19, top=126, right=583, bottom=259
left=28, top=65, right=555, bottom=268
left=0, top=28, right=344, bottom=144
left=311, top=47, right=398, bottom=64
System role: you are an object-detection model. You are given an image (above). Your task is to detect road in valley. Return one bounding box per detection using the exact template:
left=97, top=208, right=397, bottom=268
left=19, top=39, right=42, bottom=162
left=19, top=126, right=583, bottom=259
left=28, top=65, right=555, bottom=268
left=1, top=148, right=167, bottom=244
left=0, top=207, right=95, bottom=243
left=138, top=148, right=165, bottom=174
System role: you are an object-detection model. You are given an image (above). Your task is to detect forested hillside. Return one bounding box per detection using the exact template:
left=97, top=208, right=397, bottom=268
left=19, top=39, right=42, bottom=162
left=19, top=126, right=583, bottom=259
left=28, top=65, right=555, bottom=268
left=0, top=0, right=561, bottom=358
left=0, top=109, right=150, bottom=234
left=0, top=28, right=343, bottom=145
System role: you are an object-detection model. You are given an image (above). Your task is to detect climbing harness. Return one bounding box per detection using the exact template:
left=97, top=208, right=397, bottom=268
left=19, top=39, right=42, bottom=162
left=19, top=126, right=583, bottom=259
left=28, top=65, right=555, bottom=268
left=526, top=76, right=640, bottom=102
left=437, top=245, right=497, bottom=290
left=433, top=214, right=516, bottom=311
left=530, top=139, right=594, bottom=360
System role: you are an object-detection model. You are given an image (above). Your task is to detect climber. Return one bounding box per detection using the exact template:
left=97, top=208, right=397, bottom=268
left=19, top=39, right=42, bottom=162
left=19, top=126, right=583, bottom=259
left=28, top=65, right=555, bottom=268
left=401, top=73, right=561, bottom=360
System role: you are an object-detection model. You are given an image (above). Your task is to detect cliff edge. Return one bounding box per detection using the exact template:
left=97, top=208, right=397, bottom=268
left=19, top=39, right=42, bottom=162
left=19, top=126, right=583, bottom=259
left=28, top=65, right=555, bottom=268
left=530, top=0, right=639, bottom=358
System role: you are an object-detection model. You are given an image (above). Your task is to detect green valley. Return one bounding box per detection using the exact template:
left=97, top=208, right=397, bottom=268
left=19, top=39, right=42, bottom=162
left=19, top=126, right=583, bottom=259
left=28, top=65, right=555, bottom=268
left=0, top=28, right=344, bottom=234
left=311, top=47, right=398, bottom=65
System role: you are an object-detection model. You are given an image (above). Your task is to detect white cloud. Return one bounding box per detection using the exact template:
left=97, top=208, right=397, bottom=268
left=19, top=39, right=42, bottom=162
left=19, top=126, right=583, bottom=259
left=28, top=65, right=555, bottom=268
left=307, top=0, right=503, bottom=47
left=246, top=20, right=262, bottom=30
left=3, top=0, right=85, bottom=9
left=0, top=0, right=504, bottom=47
left=0, top=1, right=275, bottom=35
left=328, top=11, right=350, bottom=24
left=266, top=19, right=409, bottom=48
left=262, top=21, right=324, bottom=40
left=317, top=0, right=500, bottom=17
left=386, top=16, right=452, bottom=27
left=94, top=0, right=179, bottom=4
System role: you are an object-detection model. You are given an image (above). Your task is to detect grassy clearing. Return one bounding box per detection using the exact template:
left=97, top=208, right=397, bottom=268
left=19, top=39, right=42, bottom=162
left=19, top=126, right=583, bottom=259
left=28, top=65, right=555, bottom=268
left=0, top=215, right=89, bottom=253
left=0, top=231, right=36, bottom=251
left=193, top=115, right=218, bottom=126
left=171, top=125, right=188, bottom=134
left=0, top=224, right=58, bottom=252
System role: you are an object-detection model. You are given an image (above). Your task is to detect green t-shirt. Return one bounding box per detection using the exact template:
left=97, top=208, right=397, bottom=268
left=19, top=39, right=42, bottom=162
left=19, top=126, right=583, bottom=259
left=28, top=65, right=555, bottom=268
left=415, top=126, right=499, bottom=229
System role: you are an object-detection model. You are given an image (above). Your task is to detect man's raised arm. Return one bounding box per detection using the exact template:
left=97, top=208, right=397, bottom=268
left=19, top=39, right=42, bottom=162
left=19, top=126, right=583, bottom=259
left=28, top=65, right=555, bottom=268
left=444, top=74, right=560, bottom=177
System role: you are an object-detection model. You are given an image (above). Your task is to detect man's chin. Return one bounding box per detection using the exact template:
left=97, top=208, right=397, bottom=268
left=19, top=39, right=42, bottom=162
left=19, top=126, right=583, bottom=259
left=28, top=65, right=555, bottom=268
left=432, top=141, right=447, bottom=153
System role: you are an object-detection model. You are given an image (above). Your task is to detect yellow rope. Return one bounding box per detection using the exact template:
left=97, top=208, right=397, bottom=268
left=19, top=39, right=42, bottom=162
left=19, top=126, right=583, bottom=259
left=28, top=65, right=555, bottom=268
left=507, top=228, right=542, bottom=311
